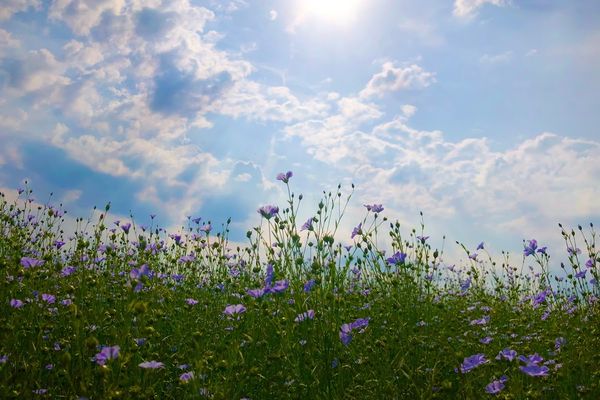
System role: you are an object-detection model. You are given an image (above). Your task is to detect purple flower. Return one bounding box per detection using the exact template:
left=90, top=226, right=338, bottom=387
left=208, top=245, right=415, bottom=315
left=258, top=205, right=279, bottom=219
left=485, top=378, right=506, bottom=395
left=567, top=246, right=581, bottom=256
left=268, top=279, right=289, bottom=294
left=120, top=223, right=131, bottom=234
left=575, top=269, right=587, bottom=279
left=469, top=253, right=478, bottom=261
left=351, top=223, right=362, bottom=239
left=460, top=277, right=472, bottom=292
left=41, top=294, right=56, bottom=304
left=199, top=224, right=211, bottom=234
left=303, top=279, right=316, bottom=292
left=495, top=348, right=517, bottom=361
left=54, top=240, right=65, bottom=249
left=21, top=257, right=45, bottom=268
left=519, top=353, right=544, bottom=365
left=586, top=258, right=595, bottom=268
left=294, top=310, right=315, bottom=322
left=537, top=246, right=547, bottom=255
left=139, top=360, right=164, bottom=369
left=130, top=264, right=150, bottom=280
left=10, top=299, right=24, bottom=308
left=470, top=315, right=490, bottom=325
left=480, top=336, right=493, bottom=344
left=339, top=324, right=353, bottom=346
left=477, top=242, right=485, bottom=250
left=180, top=371, right=194, bottom=382
left=350, top=317, right=370, bottom=330
left=523, top=239, right=538, bottom=256
left=32, top=389, right=48, bottom=395
left=0, top=355, right=8, bottom=364
left=247, top=288, right=266, bottom=298
left=60, top=266, right=76, bottom=277
left=364, top=204, right=384, bottom=213
left=169, top=233, right=182, bottom=244
left=532, top=289, right=549, bottom=308
left=386, top=251, right=407, bottom=265
left=94, top=345, right=120, bottom=366
left=460, top=353, right=488, bottom=373
left=186, top=298, right=198, bottom=306
left=223, top=304, right=246, bottom=316
left=179, top=254, right=196, bottom=263
left=300, top=218, right=313, bottom=231
left=276, top=171, right=293, bottom=183
left=416, top=235, right=429, bottom=243
left=520, top=364, right=549, bottom=377
left=555, top=337, right=566, bottom=351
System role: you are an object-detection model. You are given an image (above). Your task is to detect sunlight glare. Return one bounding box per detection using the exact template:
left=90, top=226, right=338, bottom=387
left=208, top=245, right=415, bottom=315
left=302, top=0, right=363, bottom=24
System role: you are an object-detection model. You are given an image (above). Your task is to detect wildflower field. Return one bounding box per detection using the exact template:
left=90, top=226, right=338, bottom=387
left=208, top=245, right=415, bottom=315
left=1, top=173, right=599, bottom=399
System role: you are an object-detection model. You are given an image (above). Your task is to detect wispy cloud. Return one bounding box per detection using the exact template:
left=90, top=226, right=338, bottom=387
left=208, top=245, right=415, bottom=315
left=453, top=0, right=509, bottom=19
left=479, top=51, right=513, bottom=64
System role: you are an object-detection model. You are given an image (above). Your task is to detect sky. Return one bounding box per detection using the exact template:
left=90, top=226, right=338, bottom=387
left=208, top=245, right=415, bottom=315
left=0, top=0, right=599, bottom=266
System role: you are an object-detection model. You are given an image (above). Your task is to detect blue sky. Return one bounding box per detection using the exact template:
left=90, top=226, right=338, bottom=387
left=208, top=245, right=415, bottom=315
left=0, top=0, right=599, bottom=264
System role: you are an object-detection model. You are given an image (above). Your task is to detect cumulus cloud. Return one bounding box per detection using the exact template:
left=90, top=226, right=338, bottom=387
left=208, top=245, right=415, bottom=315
left=0, top=0, right=40, bottom=21
left=453, top=0, right=509, bottom=19
left=269, top=10, right=278, bottom=21
left=360, top=62, right=436, bottom=98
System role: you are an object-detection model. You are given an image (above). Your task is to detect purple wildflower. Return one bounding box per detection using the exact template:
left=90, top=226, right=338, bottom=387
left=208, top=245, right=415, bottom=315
left=130, top=264, right=150, bottom=280
left=460, top=277, right=472, bottom=292
left=301, top=218, right=313, bottom=231
left=41, top=294, right=56, bottom=304
left=0, top=355, right=8, bottom=364
left=524, top=239, right=538, bottom=256
left=460, top=353, right=488, bottom=373
left=586, top=258, right=594, bottom=268
left=469, top=253, right=478, bottom=261
left=60, top=266, right=76, bottom=277
left=120, top=223, right=131, bottom=234
left=351, top=223, right=362, bottom=239
left=247, top=288, right=266, bottom=298
left=480, top=336, right=493, bottom=344
left=519, top=353, right=544, bottom=365
left=180, top=371, right=194, bottom=382
left=186, top=298, right=198, bottom=306
left=339, top=323, right=353, bottom=346
left=304, top=279, right=316, bottom=292
left=555, top=337, right=566, bottom=351
left=350, top=317, right=370, bottom=330
left=575, top=270, right=587, bottom=279
left=169, top=233, right=182, bottom=244
left=470, top=315, right=490, bottom=326
left=20, top=257, right=45, bottom=268
left=268, top=279, right=289, bottom=294
left=139, top=360, right=164, bottom=369
left=276, top=171, right=293, bottom=183
left=477, top=242, right=485, bottom=250
left=258, top=205, right=279, bottom=219
left=294, top=310, right=315, bottom=322
left=386, top=251, right=407, bottom=265
left=520, top=364, right=549, bottom=377
left=199, top=224, right=211, bottom=234
left=223, top=304, right=246, bottom=316
left=94, top=345, right=120, bottom=366
left=537, top=246, right=547, bottom=255
left=179, top=254, right=196, bottom=263
left=364, top=204, right=384, bottom=213
left=485, top=378, right=506, bottom=395
left=10, top=299, right=24, bottom=308
left=567, top=246, right=581, bottom=256
left=54, top=240, right=65, bottom=249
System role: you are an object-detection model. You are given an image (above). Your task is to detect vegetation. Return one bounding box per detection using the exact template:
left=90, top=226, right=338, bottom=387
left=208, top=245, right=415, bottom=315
left=1, top=173, right=598, bottom=399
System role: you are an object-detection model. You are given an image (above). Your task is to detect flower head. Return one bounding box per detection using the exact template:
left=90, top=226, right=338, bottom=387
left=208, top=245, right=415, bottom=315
left=496, top=348, right=517, bottom=362
left=94, top=345, right=120, bottom=366
left=460, top=353, right=487, bottom=373
left=520, top=364, right=549, bottom=377
left=180, top=371, right=194, bottom=383
left=524, top=239, right=538, bottom=256
left=120, top=223, right=131, bottom=234
left=477, top=242, right=485, bottom=250
left=258, top=205, right=279, bottom=219
left=301, top=218, right=313, bottom=231
left=485, top=377, right=507, bottom=395
left=386, top=251, right=407, bottom=265
left=10, top=299, right=24, bottom=308
left=364, top=204, right=384, bottom=213
left=41, top=294, right=56, bottom=304
left=351, top=223, right=362, bottom=239
left=276, top=171, right=293, bottom=183
left=21, top=257, right=45, bottom=268
left=223, top=304, right=246, bottom=316
left=186, top=298, right=198, bottom=306
left=294, top=310, right=315, bottom=322
left=303, top=279, right=316, bottom=293
left=139, top=360, right=164, bottom=369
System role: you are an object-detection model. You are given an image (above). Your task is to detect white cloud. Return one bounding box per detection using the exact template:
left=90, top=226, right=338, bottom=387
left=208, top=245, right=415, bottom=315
left=49, top=0, right=125, bottom=36
left=0, top=28, right=20, bottom=51
left=269, top=10, right=277, bottom=21
left=479, top=51, right=513, bottom=64
left=0, top=0, right=40, bottom=21
left=453, top=0, right=509, bottom=19
left=401, top=104, right=417, bottom=118
left=360, top=62, right=436, bottom=98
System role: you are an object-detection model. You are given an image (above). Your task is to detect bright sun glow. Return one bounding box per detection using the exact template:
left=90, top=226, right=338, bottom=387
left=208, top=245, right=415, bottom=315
left=302, top=0, right=363, bottom=24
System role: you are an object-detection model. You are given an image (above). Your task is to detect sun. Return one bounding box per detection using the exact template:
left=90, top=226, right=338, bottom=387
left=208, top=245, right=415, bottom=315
left=301, top=0, right=363, bottom=25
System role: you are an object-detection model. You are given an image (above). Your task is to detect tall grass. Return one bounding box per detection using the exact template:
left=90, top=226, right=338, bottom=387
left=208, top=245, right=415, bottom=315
left=0, top=175, right=598, bottom=399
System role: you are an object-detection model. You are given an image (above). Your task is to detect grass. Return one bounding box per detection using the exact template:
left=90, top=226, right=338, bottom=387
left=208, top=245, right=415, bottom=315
left=0, top=176, right=599, bottom=399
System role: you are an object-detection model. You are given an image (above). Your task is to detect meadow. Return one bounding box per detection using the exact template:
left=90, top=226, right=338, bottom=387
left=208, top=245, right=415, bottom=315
left=0, top=172, right=598, bottom=399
